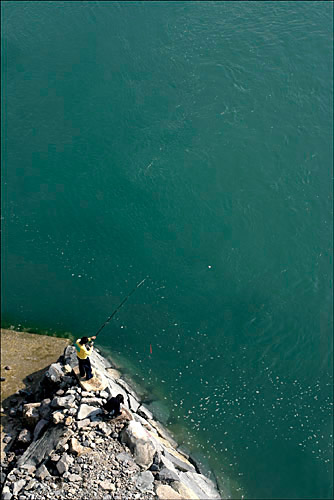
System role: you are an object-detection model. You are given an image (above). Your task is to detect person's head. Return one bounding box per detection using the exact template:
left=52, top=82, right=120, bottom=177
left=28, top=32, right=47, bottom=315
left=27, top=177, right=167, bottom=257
left=79, top=336, right=89, bottom=345
left=116, top=394, right=124, bottom=404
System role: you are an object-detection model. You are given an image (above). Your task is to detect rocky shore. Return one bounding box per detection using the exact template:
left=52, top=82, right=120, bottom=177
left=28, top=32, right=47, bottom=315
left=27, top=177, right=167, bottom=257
left=1, top=342, right=223, bottom=499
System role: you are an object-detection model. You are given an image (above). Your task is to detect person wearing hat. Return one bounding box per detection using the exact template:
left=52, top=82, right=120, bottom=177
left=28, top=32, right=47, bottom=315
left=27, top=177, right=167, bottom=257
left=75, top=335, right=96, bottom=380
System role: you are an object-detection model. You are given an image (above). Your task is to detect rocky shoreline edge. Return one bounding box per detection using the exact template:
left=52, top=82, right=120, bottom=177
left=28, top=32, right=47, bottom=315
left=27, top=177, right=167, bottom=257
left=1, top=344, right=224, bottom=499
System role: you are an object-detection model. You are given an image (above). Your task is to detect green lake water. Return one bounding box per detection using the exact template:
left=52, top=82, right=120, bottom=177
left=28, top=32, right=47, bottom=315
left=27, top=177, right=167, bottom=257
left=1, top=1, right=333, bottom=498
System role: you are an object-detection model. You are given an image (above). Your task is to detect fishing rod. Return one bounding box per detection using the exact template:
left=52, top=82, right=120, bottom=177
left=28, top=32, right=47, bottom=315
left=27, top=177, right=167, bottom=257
left=93, top=277, right=148, bottom=339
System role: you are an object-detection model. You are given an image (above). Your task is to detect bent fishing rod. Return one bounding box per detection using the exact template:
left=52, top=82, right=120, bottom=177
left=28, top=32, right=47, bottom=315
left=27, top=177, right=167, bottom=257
left=93, top=277, right=148, bottom=339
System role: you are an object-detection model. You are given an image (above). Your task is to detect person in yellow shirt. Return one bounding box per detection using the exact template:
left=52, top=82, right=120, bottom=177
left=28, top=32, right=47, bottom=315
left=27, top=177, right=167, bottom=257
left=75, top=335, right=96, bottom=380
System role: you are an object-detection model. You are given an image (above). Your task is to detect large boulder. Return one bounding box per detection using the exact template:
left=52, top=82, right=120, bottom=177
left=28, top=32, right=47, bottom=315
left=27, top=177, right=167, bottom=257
left=171, top=481, right=200, bottom=500
left=46, top=363, right=65, bottom=383
left=51, top=394, right=76, bottom=409
left=163, top=449, right=196, bottom=473
left=155, top=484, right=182, bottom=500
left=16, top=426, right=72, bottom=468
left=56, top=453, right=74, bottom=474
left=135, top=471, right=154, bottom=492
left=33, top=419, right=49, bottom=441
left=63, top=346, right=78, bottom=369
left=120, top=421, right=156, bottom=470
left=77, top=404, right=102, bottom=420
left=178, top=471, right=221, bottom=500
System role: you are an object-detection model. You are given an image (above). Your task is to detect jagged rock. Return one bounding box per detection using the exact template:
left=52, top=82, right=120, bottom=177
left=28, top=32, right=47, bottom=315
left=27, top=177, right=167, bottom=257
left=99, top=480, right=115, bottom=491
left=99, top=390, right=109, bottom=399
left=116, top=452, right=133, bottom=464
left=133, top=413, right=156, bottom=433
left=178, top=471, right=220, bottom=499
left=56, top=389, right=65, bottom=396
left=52, top=411, right=65, bottom=425
left=77, top=404, right=102, bottom=420
left=69, top=437, right=89, bottom=456
left=120, top=421, right=156, bottom=470
left=1, top=486, right=12, bottom=500
left=64, top=346, right=78, bottom=369
left=163, top=449, right=196, bottom=473
left=38, top=400, right=52, bottom=420
left=12, top=479, right=26, bottom=496
left=155, top=484, right=182, bottom=500
left=117, top=378, right=140, bottom=401
left=137, top=405, right=153, bottom=421
left=148, top=420, right=178, bottom=449
left=68, top=473, right=82, bottom=482
left=51, top=394, right=76, bottom=409
left=46, top=363, right=65, bottom=383
left=23, top=403, right=41, bottom=428
left=171, top=481, right=200, bottom=500
left=135, top=471, right=154, bottom=492
left=17, top=426, right=70, bottom=468
left=158, top=466, right=180, bottom=482
left=19, top=464, right=36, bottom=474
left=97, top=422, right=112, bottom=436
left=35, top=464, right=50, bottom=480
left=25, top=479, right=37, bottom=491
left=80, top=397, right=103, bottom=405
left=33, top=419, right=49, bottom=441
left=128, top=394, right=140, bottom=413
left=3, top=436, right=12, bottom=444
left=63, top=364, right=72, bottom=374
left=56, top=453, right=73, bottom=474
left=77, top=418, right=91, bottom=429
left=65, top=416, right=73, bottom=426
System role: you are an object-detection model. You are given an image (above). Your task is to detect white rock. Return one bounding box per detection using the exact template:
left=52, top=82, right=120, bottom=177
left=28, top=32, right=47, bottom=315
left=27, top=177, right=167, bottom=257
left=77, top=404, right=102, bottom=421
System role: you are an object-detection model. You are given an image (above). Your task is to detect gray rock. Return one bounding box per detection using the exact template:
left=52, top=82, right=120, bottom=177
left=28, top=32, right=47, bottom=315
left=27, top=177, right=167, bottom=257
left=64, top=346, right=78, bottom=369
left=35, top=464, right=50, bottom=480
left=116, top=452, right=133, bottom=464
left=128, top=394, right=140, bottom=413
left=148, top=420, right=178, bottom=449
left=17, top=429, right=32, bottom=445
left=13, top=479, right=26, bottom=496
left=52, top=411, right=65, bottom=425
left=80, top=397, right=103, bottom=405
left=33, top=419, right=49, bottom=441
left=117, top=379, right=140, bottom=401
left=99, top=390, right=109, bottom=399
left=19, top=464, right=36, bottom=474
left=135, top=471, right=154, bottom=492
left=56, top=389, right=65, bottom=396
left=99, top=480, right=115, bottom=491
left=38, top=401, right=52, bottom=421
left=77, top=418, right=91, bottom=429
left=178, top=471, right=220, bottom=499
left=163, top=450, right=196, bottom=473
left=158, top=467, right=180, bottom=482
left=120, top=421, right=156, bottom=470
left=51, top=394, right=76, bottom=409
left=97, top=422, right=111, bottom=436
left=1, top=486, right=12, bottom=500
left=3, top=436, right=12, bottom=444
left=68, top=473, right=82, bottom=482
left=137, top=405, right=153, bottom=421
left=17, top=426, right=71, bottom=468
left=46, top=363, right=64, bottom=383
left=77, top=404, right=103, bottom=421
left=56, top=453, right=73, bottom=474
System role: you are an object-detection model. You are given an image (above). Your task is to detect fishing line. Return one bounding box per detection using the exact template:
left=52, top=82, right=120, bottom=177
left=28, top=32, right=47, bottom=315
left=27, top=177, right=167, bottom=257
left=93, top=277, right=148, bottom=338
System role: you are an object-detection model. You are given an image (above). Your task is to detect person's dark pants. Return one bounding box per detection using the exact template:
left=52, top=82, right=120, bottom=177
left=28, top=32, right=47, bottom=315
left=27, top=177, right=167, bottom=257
left=77, top=357, right=92, bottom=380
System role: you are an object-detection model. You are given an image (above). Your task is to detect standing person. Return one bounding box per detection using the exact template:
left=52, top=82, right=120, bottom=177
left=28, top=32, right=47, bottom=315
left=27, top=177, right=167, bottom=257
left=75, top=335, right=96, bottom=380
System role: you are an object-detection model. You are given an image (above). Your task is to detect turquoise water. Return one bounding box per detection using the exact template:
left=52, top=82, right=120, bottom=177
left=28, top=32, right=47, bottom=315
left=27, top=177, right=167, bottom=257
left=1, top=1, right=333, bottom=498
